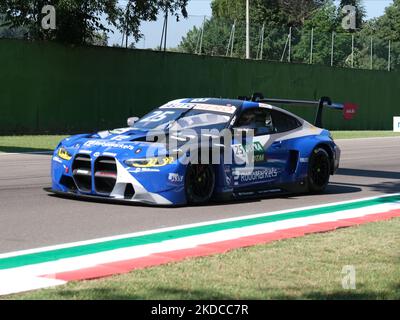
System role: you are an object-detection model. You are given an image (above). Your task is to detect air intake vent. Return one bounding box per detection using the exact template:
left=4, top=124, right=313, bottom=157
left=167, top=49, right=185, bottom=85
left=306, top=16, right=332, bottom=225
left=124, top=183, right=135, bottom=199
left=94, top=157, right=117, bottom=195
left=72, top=154, right=92, bottom=192
left=59, top=175, right=77, bottom=191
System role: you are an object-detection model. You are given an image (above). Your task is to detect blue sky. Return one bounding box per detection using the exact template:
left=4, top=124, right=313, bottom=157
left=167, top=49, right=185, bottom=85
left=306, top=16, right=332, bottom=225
left=110, top=0, right=394, bottom=48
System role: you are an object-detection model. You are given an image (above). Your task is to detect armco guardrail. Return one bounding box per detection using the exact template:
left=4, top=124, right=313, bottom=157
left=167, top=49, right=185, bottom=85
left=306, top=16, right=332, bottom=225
left=0, top=39, right=398, bottom=134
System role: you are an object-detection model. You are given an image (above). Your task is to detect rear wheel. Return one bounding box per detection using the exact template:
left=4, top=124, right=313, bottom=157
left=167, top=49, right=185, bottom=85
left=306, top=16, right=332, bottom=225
left=185, top=163, right=215, bottom=205
left=307, top=147, right=331, bottom=193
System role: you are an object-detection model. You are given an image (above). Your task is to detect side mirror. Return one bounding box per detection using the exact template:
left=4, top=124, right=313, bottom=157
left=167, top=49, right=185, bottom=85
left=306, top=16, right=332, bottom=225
left=127, top=117, right=139, bottom=127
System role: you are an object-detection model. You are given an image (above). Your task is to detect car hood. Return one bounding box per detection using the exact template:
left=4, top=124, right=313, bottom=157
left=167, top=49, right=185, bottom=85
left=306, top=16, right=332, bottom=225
left=59, top=128, right=171, bottom=159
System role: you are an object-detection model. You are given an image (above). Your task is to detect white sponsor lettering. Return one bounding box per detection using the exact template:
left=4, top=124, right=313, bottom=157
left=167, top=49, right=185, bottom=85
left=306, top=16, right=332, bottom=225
left=110, top=135, right=131, bottom=141
left=84, top=140, right=135, bottom=151
left=168, top=173, right=184, bottom=183
left=52, top=156, right=63, bottom=164
left=234, top=168, right=279, bottom=183
left=393, top=117, right=400, bottom=132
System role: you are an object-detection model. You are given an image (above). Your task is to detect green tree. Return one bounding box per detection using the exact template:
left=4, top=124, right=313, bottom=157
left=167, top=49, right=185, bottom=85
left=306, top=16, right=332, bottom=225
left=292, top=1, right=338, bottom=64
left=0, top=0, right=188, bottom=45
left=0, top=14, right=27, bottom=39
left=292, top=0, right=368, bottom=67
left=179, top=0, right=327, bottom=59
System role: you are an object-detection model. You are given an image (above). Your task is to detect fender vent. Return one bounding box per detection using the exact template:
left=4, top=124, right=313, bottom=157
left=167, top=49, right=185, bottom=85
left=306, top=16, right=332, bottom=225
left=288, top=150, right=299, bottom=174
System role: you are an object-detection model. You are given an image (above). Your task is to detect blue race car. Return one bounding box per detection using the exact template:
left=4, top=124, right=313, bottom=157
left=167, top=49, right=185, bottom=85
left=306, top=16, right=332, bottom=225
left=51, top=93, right=356, bottom=205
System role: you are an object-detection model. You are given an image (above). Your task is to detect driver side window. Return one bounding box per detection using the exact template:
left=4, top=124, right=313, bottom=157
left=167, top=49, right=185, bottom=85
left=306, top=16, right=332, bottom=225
left=235, top=108, right=274, bottom=136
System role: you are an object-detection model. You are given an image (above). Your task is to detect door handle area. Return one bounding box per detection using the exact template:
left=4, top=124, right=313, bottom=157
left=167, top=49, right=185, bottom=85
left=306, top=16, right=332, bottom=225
left=272, top=141, right=282, bottom=148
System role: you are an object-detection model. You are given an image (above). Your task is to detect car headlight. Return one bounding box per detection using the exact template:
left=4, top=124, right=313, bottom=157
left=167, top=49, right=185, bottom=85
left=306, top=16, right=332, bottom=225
left=124, top=156, right=176, bottom=168
left=57, top=147, right=72, bottom=161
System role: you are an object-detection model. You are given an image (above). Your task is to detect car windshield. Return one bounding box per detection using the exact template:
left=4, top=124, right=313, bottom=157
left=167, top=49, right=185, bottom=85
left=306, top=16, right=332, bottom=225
left=133, top=108, right=232, bottom=131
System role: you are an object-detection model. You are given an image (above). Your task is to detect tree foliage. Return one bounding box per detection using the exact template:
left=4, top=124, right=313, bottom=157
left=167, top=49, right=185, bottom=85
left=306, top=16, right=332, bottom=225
left=179, top=0, right=398, bottom=71
left=0, top=0, right=188, bottom=45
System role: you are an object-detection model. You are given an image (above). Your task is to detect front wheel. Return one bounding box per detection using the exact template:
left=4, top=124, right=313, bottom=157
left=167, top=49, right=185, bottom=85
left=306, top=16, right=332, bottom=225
left=185, top=163, right=215, bottom=205
left=307, top=147, right=331, bottom=193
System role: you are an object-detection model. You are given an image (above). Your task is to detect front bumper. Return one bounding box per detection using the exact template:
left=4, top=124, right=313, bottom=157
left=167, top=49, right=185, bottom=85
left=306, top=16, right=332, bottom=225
left=51, top=153, right=186, bottom=206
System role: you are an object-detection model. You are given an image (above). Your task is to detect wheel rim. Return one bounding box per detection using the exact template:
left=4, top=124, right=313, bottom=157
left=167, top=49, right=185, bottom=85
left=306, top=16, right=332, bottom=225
left=187, top=164, right=214, bottom=202
left=311, top=153, right=330, bottom=187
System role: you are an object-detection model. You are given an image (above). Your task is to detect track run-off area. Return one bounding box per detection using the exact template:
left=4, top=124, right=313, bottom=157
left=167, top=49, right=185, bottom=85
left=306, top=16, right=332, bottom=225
left=0, top=137, right=399, bottom=295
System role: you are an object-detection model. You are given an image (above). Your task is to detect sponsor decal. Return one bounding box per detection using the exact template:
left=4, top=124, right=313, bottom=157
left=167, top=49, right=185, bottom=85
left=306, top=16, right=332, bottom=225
left=229, top=115, right=237, bottom=126
left=102, top=152, right=117, bottom=157
left=75, top=169, right=90, bottom=175
left=299, top=157, right=309, bottom=163
left=191, top=98, right=211, bottom=103
left=159, top=102, right=194, bottom=109
left=128, top=168, right=160, bottom=173
left=79, top=150, right=92, bottom=154
left=393, top=117, right=400, bottom=132
left=168, top=173, right=184, bottom=183
left=224, top=165, right=232, bottom=185
left=343, top=103, right=358, bottom=120
left=109, top=128, right=132, bottom=135
left=233, top=142, right=265, bottom=162
left=110, top=135, right=131, bottom=141
left=257, top=188, right=281, bottom=194
left=193, top=104, right=236, bottom=114
left=52, top=156, right=63, bottom=164
left=233, top=167, right=279, bottom=183
left=97, top=131, right=111, bottom=139
left=83, top=140, right=135, bottom=151
left=135, top=148, right=142, bottom=154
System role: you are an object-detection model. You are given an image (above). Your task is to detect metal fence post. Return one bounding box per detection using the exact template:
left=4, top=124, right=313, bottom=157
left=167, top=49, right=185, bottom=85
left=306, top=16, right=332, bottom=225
left=310, top=28, right=314, bottom=64
left=351, top=34, right=354, bottom=68
left=331, top=31, right=335, bottom=67
left=288, top=27, right=292, bottom=62
left=370, top=37, right=373, bottom=70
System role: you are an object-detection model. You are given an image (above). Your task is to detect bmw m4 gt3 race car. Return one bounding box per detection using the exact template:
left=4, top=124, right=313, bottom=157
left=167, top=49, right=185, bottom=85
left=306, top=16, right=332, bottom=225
left=51, top=93, right=357, bottom=206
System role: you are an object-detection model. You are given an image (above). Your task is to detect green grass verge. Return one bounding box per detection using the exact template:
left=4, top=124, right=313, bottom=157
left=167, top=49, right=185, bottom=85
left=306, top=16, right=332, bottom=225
left=331, top=131, right=400, bottom=139
left=0, top=131, right=399, bottom=153
left=0, top=135, right=67, bottom=153
left=4, top=218, right=400, bottom=300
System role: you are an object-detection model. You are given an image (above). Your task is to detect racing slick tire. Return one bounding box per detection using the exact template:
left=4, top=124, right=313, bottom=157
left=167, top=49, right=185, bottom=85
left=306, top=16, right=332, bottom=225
left=185, top=163, right=215, bottom=205
left=307, top=147, right=331, bottom=193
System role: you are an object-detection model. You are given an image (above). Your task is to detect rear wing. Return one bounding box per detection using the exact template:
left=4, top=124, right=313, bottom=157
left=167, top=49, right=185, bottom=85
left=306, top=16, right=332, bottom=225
left=238, top=93, right=358, bottom=128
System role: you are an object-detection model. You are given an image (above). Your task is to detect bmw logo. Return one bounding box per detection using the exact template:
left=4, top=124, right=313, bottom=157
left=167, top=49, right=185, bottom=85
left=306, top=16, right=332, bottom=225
left=93, top=152, right=100, bottom=157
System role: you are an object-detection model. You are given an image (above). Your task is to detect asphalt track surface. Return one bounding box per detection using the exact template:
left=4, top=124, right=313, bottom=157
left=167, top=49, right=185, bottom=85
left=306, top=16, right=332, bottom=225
left=0, top=137, right=399, bottom=254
